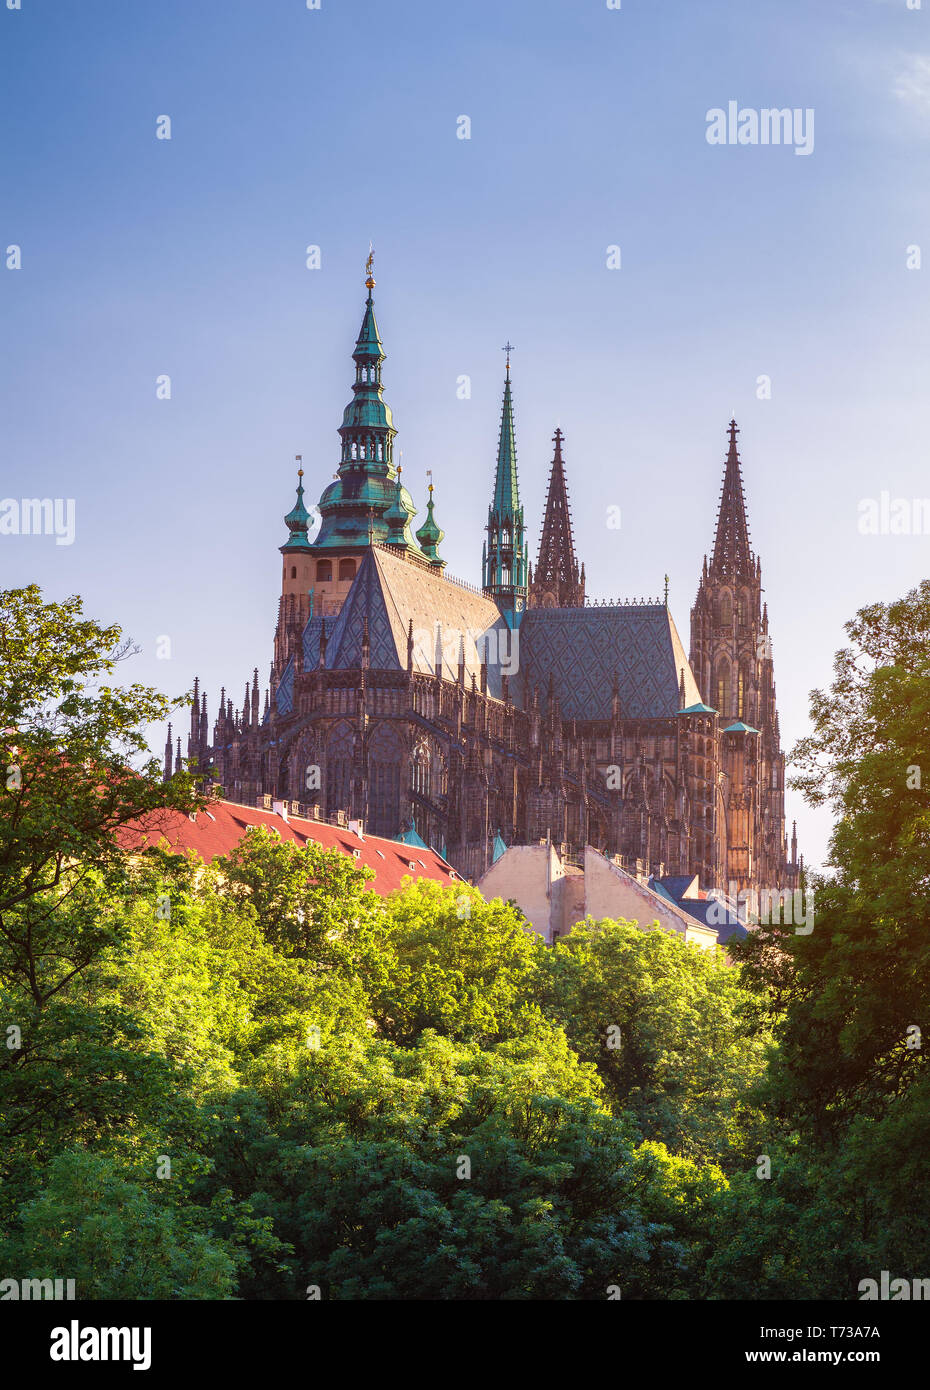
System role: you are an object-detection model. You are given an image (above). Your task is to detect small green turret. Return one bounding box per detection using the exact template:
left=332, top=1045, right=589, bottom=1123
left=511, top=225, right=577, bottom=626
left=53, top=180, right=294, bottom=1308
left=281, top=465, right=314, bottom=552
left=384, top=467, right=418, bottom=547
left=415, top=481, right=445, bottom=568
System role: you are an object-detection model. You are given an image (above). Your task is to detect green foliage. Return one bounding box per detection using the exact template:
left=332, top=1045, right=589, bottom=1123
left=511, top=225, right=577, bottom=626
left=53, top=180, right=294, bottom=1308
left=0, top=585, right=200, bottom=1007
left=367, top=879, right=548, bottom=1046
left=712, top=581, right=930, bottom=1296
left=540, top=917, right=771, bottom=1164
left=11, top=580, right=930, bottom=1299
left=0, top=1151, right=238, bottom=1300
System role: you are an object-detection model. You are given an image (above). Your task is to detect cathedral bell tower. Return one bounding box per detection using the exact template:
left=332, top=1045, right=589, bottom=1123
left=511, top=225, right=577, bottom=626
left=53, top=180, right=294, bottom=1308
left=690, top=420, right=763, bottom=724
left=482, top=344, right=528, bottom=623
left=304, top=253, right=423, bottom=620
left=690, top=419, right=787, bottom=894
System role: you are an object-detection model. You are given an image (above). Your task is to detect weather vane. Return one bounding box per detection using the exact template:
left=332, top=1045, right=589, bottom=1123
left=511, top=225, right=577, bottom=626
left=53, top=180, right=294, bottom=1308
left=365, top=243, right=375, bottom=289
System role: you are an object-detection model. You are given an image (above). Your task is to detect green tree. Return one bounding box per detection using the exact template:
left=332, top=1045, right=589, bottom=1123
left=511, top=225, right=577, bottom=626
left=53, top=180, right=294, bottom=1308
left=539, top=917, right=770, bottom=1163
left=0, top=1150, right=238, bottom=1300
left=0, top=585, right=199, bottom=1005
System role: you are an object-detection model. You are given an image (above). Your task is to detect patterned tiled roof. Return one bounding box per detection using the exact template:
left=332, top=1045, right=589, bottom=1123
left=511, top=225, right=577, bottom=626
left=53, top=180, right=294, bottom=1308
left=282, top=551, right=701, bottom=722
left=519, top=604, right=701, bottom=719
left=299, top=546, right=512, bottom=697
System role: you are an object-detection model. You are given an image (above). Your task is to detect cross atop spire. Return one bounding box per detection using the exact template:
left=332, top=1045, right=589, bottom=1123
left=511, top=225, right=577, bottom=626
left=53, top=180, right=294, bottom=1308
left=503, top=340, right=514, bottom=377
left=710, top=417, right=754, bottom=579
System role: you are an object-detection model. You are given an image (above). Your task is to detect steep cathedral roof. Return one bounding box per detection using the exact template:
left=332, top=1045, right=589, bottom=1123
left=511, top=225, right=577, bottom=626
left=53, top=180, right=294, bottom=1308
left=274, top=545, right=703, bottom=722
left=274, top=545, right=513, bottom=713
left=519, top=603, right=701, bottom=719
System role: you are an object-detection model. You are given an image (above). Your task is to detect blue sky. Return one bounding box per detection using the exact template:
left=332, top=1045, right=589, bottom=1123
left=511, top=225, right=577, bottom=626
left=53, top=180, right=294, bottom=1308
left=2, top=0, right=929, bottom=872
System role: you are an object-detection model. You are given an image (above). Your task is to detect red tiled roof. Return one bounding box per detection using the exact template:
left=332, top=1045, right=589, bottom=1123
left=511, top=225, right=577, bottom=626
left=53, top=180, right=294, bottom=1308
left=117, top=799, right=460, bottom=896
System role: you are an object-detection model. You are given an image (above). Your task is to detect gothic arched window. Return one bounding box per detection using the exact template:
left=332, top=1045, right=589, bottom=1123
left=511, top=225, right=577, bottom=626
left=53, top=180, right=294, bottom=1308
left=411, top=741, right=430, bottom=799
left=719, top=592, right=732, bottom=627
left=368, top=724, right=404, bottom=837
left=290, top=566, right=297, bottom=579
left=325, top=722, right=354, bottom=818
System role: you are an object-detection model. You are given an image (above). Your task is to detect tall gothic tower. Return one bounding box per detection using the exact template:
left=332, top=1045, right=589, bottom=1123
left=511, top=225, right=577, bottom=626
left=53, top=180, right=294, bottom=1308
left=690, top=419, right=792, bottom=893
left=303, top=256, right=421, bottom=615
left=482, top=350, right=528, bottom=622
left=272, top=258, right=428, bottom=684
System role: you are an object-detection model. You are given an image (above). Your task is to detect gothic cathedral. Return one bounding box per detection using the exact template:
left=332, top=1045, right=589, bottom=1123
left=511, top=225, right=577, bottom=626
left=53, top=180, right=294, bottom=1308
left=175, top=263, right=799, bottom=895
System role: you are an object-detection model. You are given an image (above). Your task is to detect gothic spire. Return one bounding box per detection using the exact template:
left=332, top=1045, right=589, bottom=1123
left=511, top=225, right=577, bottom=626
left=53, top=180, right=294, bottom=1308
left=530, top=427, right=584, bottom=608
left=710, top=419, right=754, bottom=579
left=483, top=347, right=528, bottom=617
left=492, top=347, right=520, bottom=520
left=308, top=256, right=419, bottom=557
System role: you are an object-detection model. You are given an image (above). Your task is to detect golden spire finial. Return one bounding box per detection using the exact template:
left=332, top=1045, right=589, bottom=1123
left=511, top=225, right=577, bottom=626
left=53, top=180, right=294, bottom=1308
left=365, top=242, right=375, bottom=290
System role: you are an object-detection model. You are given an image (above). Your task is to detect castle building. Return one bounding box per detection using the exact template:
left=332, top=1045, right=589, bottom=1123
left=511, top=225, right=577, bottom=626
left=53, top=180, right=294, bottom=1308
left=176, top=262, right=799, bottom=894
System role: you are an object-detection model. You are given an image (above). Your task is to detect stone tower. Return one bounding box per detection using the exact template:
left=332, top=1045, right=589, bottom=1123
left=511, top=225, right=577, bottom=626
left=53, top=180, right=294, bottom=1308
left=690, top=420, right=792, bottom=894
left=301, top=254, right=421, bottom=620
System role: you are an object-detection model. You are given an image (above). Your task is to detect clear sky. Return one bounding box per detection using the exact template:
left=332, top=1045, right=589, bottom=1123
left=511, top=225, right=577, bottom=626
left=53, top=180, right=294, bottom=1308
left=2, top=0, right=929, bottom=873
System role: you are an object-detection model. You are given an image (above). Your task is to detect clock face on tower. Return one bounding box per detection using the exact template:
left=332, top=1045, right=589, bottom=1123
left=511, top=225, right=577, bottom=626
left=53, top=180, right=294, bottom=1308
left=515, top=597, right=525, bottom=612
